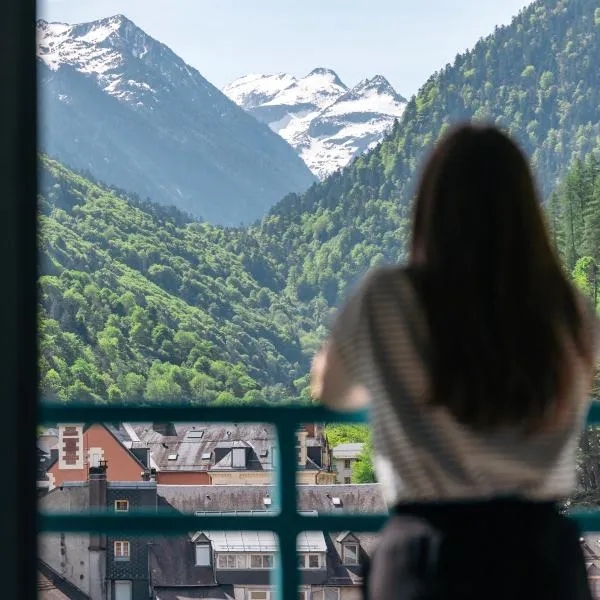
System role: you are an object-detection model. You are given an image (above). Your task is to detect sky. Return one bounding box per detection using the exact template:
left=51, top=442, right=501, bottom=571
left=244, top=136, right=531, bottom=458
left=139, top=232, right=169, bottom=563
left=39, top=0, right=534, bottom=97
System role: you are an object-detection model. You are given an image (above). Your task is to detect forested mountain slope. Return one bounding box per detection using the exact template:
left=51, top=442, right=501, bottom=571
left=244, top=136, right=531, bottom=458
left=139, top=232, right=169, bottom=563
left=38, top=157, right=323, bottom=405
left=250, top=0, right=600, bottom=306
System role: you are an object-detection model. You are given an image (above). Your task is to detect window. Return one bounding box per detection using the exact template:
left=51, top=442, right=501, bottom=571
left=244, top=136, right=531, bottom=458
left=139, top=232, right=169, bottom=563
left=217, top=554, right=247, bottom=569
left=114, top=541, right=130, bottom=560
left=114, top=500, right=129, bottom=512
left=167, top=453, right=178, bottom=461
left=342, top=543, right=359, bottom=565
left=298, top=553, right=321, bottom=569
left=297, top=591, right=308, bottom=600
left=114, top=581, right=132, bottom=600
left=232, top=447, right=246, bottom=467
left=250, top=554, right=273, bottom=569
left=248, top=591, right=271, bottom=600
left=344, top=477, right=351, bottom=484
left=195, top=544, right=211, bottom=566
left=312, top=589, right=339, bottom=600
left=344, top=459, right=351, bottom=469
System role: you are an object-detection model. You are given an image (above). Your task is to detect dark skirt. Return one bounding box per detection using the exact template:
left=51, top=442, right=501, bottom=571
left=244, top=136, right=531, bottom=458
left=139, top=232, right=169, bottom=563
left=364, top=497, right=592, bottom=600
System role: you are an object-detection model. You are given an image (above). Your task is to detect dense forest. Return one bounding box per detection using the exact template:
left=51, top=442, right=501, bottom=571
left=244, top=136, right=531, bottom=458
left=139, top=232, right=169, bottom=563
left=38, top=157, right=322, bottom=406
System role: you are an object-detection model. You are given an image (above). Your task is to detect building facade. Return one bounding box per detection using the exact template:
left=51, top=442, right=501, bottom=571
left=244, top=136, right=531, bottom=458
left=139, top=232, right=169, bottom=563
left=38, top=477, right=385, bottom=600
left=331, top=444, right=364, bottom=485
left=41, top=424, right=151, bottom=491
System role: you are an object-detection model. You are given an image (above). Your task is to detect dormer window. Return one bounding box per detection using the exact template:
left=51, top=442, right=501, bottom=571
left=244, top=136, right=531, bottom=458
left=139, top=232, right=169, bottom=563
left=195, top=543, right=211, bottom=566
left=232, top=447, right=246, bottom=468
left=342, top=542, right=359, bottom=565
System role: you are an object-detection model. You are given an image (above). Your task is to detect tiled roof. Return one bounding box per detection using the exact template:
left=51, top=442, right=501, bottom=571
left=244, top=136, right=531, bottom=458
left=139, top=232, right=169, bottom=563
left=132, top=423, right=328, bottom=472
left=332, top=443, right=364, bottom=459
left=158, top=483, right=387, bottom=515
left=133, top=423, right=276, bottom=471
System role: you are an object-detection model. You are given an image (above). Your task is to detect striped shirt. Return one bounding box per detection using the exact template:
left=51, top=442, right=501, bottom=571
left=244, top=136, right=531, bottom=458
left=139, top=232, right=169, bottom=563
left=329, top=266, right=600, bottom=505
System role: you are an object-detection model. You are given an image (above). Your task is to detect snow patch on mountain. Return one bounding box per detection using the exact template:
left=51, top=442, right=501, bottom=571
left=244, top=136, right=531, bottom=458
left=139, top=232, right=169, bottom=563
left=223, top=69, right=407, bottom=178
left=37, top=15, right=167, bottom=109
left=36, top=14, right=315, bottom=225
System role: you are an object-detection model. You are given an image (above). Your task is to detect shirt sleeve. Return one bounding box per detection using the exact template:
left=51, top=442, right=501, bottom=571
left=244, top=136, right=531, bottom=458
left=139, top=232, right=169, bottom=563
left=328, top=268, right=382, bottom=384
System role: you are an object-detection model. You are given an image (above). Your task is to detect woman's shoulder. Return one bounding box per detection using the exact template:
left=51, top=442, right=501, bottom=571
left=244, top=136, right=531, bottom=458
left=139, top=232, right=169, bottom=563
left=355, top=264, right=414, bottom=294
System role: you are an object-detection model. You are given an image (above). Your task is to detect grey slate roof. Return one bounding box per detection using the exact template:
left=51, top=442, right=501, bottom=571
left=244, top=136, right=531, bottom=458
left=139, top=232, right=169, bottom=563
left=332, top=443, right=364, bottom=459
left=325, top=532, right=379, bottom=586
left=37, top=448, right=58, bottom=482
left=132, top=423, right=329, bottom=473
left=158, top=484, right=387, bottom=515
left=154, top=586, right=234, bottom=600
left=150, top=535, right=217, bottom=587
left=132, top=423, right=277, bottom=472
left=38, top=560, right=91, bottom=600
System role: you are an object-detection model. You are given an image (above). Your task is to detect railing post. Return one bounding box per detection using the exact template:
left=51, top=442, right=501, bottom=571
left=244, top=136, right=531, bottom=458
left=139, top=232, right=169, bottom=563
left=274, top=419, right=299, bottom=600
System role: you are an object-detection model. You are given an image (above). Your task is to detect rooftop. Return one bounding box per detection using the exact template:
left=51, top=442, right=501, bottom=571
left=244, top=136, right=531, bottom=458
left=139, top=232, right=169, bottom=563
left=158, top=483, right=387, bottom=515
left=332, top=443, right=364, bottom=459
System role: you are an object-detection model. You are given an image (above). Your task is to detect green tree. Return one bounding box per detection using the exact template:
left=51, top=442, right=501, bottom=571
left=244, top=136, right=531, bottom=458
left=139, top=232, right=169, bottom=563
left=352, top=439, right=377, bottom=483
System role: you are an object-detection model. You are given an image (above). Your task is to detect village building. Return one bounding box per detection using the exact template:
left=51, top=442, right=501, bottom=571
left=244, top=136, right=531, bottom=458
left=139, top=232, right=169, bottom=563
left=331, top=444, right=364, bottom=485
left=38, top=463, right=384, bottom=600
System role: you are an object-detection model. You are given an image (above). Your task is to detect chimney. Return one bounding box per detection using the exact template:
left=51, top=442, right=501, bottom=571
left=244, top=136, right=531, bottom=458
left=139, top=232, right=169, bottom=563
left=141, top=468, right=158, bottom=482
left=297, top=431, right=308, bottom=467
left=58, top=424, right=84, bottom=470
left=152, top=422, right=176, bottom=436
left=89, top=460, right=108, bottom=551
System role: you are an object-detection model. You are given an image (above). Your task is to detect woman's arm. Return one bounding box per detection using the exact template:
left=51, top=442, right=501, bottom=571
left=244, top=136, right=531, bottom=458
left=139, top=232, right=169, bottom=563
left=310, top=341, right=369, bottom=411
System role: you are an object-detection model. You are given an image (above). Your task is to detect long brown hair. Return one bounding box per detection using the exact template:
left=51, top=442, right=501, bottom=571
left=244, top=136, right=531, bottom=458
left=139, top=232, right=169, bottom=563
left=409, top=123, right=593, bottom=433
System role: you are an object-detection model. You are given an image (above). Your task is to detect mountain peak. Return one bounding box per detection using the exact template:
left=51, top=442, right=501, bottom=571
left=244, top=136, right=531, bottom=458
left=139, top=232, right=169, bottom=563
left=352, top=75, right=404, bottom=100
left=305, top=67, right=345, bottom=87
left=69, top=13, right=143, bottom=45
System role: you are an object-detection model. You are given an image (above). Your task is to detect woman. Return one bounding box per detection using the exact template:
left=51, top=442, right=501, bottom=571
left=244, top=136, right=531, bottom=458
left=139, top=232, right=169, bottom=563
left=311, top=124, right=600, bottom=599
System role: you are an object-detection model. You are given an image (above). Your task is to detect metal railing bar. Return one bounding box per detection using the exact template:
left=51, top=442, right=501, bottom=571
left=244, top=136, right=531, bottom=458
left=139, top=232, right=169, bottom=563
left=39, top=401, right=600, bottom=425
left=39, top=403, right=369, bottom=424
left=36, top=510, right=600, bottom=534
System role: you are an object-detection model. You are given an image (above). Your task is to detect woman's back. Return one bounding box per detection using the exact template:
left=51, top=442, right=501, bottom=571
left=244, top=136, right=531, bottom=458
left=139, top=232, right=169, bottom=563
left=330, top=264, right=597, bottom=505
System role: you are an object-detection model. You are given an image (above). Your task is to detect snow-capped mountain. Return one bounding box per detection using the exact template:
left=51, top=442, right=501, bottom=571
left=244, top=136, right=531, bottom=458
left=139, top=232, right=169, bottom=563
left=223, top=69, right=407, bottom=178
left=37, top=15, right=315, bottom=225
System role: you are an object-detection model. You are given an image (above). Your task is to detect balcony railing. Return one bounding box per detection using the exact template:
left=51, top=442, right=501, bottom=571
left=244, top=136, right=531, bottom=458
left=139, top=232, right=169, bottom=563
left=38, top=401, right=600, bottom=600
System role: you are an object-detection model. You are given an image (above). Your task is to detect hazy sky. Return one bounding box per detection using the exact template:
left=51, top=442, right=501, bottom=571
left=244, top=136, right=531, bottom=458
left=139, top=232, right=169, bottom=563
left=39, top=0, right=533, bottom=96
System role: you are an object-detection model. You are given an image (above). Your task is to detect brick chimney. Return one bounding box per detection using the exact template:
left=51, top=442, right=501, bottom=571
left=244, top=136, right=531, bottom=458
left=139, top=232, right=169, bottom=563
left=89, top=460, right=107, bottom=551
left=58, top=424, right=84, bottom=471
